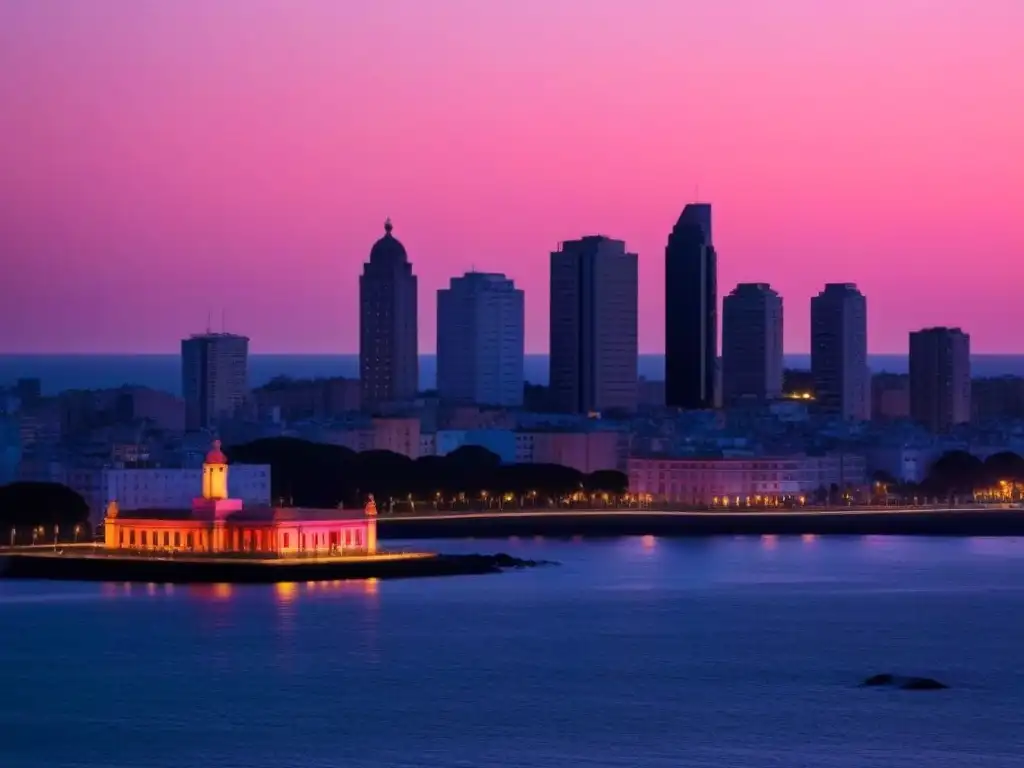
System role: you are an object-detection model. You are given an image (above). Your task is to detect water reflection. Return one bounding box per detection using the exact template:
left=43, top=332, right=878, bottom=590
left=761, top=534, right=778, bottom=550
left=641, top=534, right=656, bottom=550
left=801, top=534, right=818, bottom=545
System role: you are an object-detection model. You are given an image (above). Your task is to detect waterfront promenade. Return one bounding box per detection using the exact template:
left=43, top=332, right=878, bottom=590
left=376, top=505, right=1024, bottom=539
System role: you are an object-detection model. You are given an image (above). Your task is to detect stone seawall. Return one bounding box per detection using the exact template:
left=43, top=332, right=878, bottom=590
left=377, top=509, right=1024, bottom=540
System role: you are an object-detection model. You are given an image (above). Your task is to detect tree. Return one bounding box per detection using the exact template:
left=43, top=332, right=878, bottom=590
left=584, top=470, right=628, bottom=494
left=924, top=450, right=984, bottom=495
left=0, top=482, right=90, bottom=539
left=982, top=451, right=1024, bottom=486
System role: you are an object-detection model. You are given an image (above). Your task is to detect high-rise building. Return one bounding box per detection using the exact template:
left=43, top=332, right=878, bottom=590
left=359, top=219, right=418, bottom=407
left=810, top=283, right=870, bottom=421
left=437, top=272, right=525, bottom=407
left=549, top=236, right=638, bottom=414
left=722, top=283, right=783, bottom=404
left=665, top=203, right=717, bottom=409
left=181, top=333, right=249, bottom=432
left=909, top=327, right=971, bottom=432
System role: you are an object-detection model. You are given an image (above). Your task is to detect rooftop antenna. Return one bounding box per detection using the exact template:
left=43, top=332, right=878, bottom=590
left=206, top=310, right=212, bottom=334
left=221, top=309, right=226, bottom=334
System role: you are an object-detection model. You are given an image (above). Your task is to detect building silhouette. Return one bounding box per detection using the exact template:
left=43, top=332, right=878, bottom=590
left=180, top=332, right=249, bottom=432
left=437, top=271, right=524, bottom=407
left=359, top=218, right=418, bottom=407
left=665, top=203, right=717, bottom=409
left=810, top=283, right=870, bottom=420
left=909, top=327, right=971, bottom=432
left=549, top=236, right=638, bottom=414
left=722, top=283, right=783, bottom=404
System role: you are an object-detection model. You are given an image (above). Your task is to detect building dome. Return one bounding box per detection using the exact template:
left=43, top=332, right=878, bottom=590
left=369, top=217, right=408, bottom=263
left=205, top=439, right=228, bottom=465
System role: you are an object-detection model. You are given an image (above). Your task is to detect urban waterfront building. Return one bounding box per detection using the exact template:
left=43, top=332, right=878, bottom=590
left=437, top=272, right=524, bottom=407
left=909, top=327, right=971, bottom=432
left=722, top=283, right=783, bottom=404
left=103, top=441, right=377, bottom=556
left=101, top=464, right=271, bottom=515
left=665, top=203, right=717, bottom=409
left=549, top=236, right=638, bottom=414
left=628, top=453, right=865, bottom=505
left=181, top=332, right=249, bottom=432
left=810, top=283, right=870, bottom=420
left=359, top=218, right=418, bottom=408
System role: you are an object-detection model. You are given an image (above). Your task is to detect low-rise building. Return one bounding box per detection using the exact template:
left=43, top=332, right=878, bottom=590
left=628, top=453, right=865, bottom=504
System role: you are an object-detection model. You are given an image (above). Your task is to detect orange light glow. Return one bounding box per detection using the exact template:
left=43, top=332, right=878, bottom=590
left=275, top=582, right=297, bottom=603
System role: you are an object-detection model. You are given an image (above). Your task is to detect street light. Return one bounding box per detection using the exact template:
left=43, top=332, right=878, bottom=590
left=9, top=527, right=14, bottom=547
left=74, top=524, right=81, bottom=544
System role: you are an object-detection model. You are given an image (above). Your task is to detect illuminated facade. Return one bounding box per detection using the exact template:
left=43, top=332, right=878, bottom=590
left=103, top=441, right=377, bottom=556
left=627, top=454, right=866, bottom=505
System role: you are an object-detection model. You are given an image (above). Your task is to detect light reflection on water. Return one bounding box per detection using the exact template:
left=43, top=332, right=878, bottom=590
left=2, top=537, right=1024, bottom=767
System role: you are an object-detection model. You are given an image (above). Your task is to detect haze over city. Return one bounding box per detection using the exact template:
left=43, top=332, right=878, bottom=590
left=2, top=0, right=1022, bottom=354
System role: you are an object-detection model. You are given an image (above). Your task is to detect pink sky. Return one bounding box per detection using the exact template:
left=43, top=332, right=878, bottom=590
left=0, top=0, right=1021, bottom=354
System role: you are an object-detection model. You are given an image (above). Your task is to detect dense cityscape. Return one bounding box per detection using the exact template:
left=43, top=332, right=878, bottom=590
left=1, top=204, right=1018, bottom=528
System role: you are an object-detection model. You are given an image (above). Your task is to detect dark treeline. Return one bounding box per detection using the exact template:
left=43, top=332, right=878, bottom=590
left=878, top=450, right=1024, bottom=497
left=229, top=438, right=628, bottom=509
left=0, top=482, right=91, bottom=543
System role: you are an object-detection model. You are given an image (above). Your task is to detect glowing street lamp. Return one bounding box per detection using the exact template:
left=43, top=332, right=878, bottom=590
left=9, top=527, right=14, bottom=547
left=74, top=524, right=81, bottom=544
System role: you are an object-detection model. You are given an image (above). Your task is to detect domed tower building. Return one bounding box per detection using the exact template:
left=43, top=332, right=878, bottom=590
left=359, top=218, right=419, bottom=408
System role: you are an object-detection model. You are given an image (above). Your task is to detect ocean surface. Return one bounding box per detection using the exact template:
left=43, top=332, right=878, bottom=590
left=3, top=353, right=1024, bottom=396
left=2, top=536, right=1024, bottom=767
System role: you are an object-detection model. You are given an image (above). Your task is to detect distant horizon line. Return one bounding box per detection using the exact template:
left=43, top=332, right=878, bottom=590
left=1, top=351, right=1022, bottom=358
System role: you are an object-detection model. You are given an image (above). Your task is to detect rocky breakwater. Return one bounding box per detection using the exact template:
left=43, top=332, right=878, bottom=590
left=0, top=550, right=556, bottom=584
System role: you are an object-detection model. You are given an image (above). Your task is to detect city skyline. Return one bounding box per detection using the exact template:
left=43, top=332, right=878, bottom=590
left=1, top=0, right=1022, bottom=355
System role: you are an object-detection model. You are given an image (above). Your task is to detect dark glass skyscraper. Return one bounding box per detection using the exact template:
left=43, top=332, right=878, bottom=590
left=665, top=203, right=717, bottom=409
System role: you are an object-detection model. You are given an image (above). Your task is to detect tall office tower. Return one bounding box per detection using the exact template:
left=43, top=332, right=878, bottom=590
left=549, top=236, right=638, bottom=414
left=181, top=333, right=249, bottom=432
left=359, top=218, right=419, bottom=407
left=722, top=283, right=784, bottom=404
left=437, top=272, right=525, bottom=407
left=665, top=203, right=717, bottom=409
left=810, top=283, right=870, bottom=420
left=909, top=327, right=971, bottom=432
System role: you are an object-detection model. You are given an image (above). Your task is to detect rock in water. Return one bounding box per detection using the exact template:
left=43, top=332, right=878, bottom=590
left=862, top=673, right=895, bottom=687
left=900, top=677, right=949, bottom=691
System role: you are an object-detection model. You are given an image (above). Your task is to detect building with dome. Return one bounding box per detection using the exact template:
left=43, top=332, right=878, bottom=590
left=359, top=218, right=419, bottom=407
left=102, top=441, right=378, bottom=556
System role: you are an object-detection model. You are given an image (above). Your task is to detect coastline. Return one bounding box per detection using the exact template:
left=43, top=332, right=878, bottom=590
left=0, top=551, right=541, bottom=584
left=376, top=508, right=1024, bottom=539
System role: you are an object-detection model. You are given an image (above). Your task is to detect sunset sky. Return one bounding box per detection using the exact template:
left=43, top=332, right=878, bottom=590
left=1, top=0, right=1021, bottom=354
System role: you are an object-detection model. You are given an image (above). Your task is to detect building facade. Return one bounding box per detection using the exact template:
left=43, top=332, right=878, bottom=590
left=359, top=218, right=418, bottom=408
left=181, top=333, right=250, bottom=432
left=103, top=441, right=377, bottom=556
left=515, top=430, right=620, bottom=473
left=665, top=203, right=717, bottom=409
left=628, top=454, right=866, bottom=505
left=549, top=236, right=638, bottom=414
left=101, top=464, right=272, bottom=514
left=909, top=327, right=971, bottom=432
left=722, top=283, right=783, bottom=405
left=810, top=283, right=870, bottom=420
left=437, top=272, right=524, bottom=407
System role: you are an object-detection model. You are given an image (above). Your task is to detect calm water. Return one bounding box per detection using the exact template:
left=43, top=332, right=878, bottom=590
left=4, top=354, right=1024, bottom=395
left=3, top=536, right=1024, bottom=767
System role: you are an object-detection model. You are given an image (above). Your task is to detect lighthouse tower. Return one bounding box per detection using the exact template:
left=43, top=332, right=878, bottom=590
left=192, top=439, right=243, bottom=519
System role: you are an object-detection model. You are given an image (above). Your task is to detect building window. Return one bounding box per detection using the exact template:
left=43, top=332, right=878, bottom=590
left=141, top=531, right=147, bottom=547
left=163, top=532, right=170, bottom=547
left=283, top=533, right=290, bottom=549
left=174, top=532, right=181, bottom=548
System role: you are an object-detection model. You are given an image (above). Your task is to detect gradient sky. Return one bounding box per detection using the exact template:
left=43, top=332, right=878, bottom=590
left=1, top=0, right=1021, bottom=354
